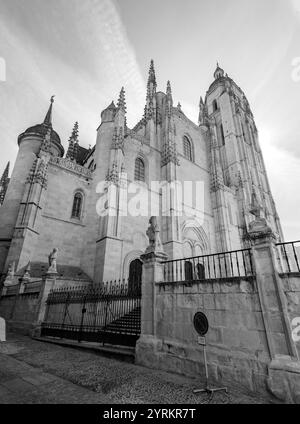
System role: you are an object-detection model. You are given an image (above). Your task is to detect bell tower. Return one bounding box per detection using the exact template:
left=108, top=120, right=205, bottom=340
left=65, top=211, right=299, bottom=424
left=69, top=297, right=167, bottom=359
left=200, top=64, right=283, bottom=250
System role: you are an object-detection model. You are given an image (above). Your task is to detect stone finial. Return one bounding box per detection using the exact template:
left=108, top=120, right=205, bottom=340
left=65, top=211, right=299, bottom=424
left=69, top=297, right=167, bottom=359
left=145, top=216, right=164, bottom=254
left=47, top=248, right=58, bottom=274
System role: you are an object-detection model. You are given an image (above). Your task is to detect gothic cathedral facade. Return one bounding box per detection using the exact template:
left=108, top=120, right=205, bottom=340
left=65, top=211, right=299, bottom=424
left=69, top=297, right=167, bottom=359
left=0, top=62, right=283, bottom=284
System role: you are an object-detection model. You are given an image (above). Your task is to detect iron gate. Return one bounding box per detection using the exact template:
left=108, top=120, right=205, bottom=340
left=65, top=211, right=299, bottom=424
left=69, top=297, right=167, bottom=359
left=41, top=281, right=141, bottom=347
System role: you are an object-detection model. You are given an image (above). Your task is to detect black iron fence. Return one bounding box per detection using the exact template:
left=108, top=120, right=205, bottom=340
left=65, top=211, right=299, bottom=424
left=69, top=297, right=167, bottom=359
left=41, top=279, right=141, bottom=347
left=276, top=241, right=300, bottom=274
left=162, top=248, right=254, bottom=283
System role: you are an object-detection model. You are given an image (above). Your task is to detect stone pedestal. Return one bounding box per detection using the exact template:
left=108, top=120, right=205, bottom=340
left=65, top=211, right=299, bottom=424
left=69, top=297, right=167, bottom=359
left=31, top=272, right=57, bottom=337
left=135, top=250, right=168, bottom=367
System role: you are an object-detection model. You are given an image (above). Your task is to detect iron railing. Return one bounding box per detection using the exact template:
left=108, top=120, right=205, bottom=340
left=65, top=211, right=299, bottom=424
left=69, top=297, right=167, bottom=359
left=162, top=248, right=254, bottom=283
left=41, top=279, right=141, bottom=347
left=276, top=240, right=300, bottom=274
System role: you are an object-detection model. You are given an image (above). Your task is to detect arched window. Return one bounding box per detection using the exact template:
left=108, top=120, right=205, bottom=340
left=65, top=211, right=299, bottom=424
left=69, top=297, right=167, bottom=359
left=71, top=192, right=83, bottom=219
left=213, top=99, right=218, bottom=112
left=183, top=136, right=193, bottom=161
left=134, top=157, right=145, bottom=182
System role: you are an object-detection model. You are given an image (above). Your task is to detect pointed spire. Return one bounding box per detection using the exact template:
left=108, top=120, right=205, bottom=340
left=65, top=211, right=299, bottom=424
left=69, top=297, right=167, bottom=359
left=117, top=87, right=126, bottom=113
left=0, top=161, right=10, bottom=205
left=166, top=80, right=172, bottom=97
left=198, top=97, right=208, bottom=126
left=147, top=59, right=157, bottom=88
left=0, top=161, right=10, bottom=185
left=66, top=122, right=79, bottom=161
left=43, top=95, right=55, bottom=126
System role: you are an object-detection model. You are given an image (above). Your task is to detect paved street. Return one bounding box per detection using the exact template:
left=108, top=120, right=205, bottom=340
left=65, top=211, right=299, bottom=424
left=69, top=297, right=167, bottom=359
left=0, top=333, right=275, bottom=404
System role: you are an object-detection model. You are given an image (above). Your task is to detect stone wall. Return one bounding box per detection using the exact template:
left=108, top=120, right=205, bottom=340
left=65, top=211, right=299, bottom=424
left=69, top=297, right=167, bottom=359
left=137, top=276, right=271, bottom=394
left=280, top=273, right=300, bottom=358
left=0, top=292, right=40, bottom=333
left=0, top=276, right=91, bottom=334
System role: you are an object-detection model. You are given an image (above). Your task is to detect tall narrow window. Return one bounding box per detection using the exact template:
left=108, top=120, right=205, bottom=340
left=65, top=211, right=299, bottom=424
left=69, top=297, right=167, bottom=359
left=220, top=124, right=225, bottom=146
left=134, top=158, right=145, bottom=182
left=71, top=192, right=83, bottom=219
left=213, top=99, right=218, bottom=112
left=183, top=136, right=193, bottom=161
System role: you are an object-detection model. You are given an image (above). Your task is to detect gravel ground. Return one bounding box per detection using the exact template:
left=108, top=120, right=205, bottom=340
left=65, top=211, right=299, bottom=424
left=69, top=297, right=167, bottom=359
left=2, top=333, right=276, bottom=404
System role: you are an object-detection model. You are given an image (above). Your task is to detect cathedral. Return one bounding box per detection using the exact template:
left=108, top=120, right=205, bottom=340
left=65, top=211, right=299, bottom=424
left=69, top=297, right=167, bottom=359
left=0, top=61, right=284, bottom=285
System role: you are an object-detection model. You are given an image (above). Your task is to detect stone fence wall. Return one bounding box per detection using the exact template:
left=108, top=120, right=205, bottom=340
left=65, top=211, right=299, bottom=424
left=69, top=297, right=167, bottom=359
left=137, top=276, right=270, bottom=394
left=136, top=229, right=300, bottom=403
left=0, top=275, right=91, bottom=334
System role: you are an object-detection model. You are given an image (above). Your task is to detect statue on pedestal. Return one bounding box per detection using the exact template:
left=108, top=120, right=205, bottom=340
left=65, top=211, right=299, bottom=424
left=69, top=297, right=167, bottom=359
left=145, top=217, right=163, bottom=253
left=3, top=262, right=15, bottom=287
left=47, top=248, right=58, bottom=273
left=248, top=187, right=274, bottom=241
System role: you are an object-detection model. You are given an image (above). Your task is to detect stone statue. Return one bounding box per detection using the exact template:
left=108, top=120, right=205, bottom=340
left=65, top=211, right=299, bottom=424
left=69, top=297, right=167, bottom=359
left=3, top=262, right=15, bottom=287
left=145, top=216, right=163, bottom=253
left=48, top=248, right=58, bottom=273
left=248, top=188, right=274, bottom=241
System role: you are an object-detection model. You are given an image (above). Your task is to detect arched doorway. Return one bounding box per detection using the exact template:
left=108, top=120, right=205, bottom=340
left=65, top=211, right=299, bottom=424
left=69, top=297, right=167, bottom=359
left=128, top=259, right=142, bottom=293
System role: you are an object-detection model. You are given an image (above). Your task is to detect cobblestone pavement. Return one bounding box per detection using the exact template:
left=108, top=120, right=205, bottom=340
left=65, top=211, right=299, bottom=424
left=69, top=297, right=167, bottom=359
left=0, top=333, right=277, bottom=404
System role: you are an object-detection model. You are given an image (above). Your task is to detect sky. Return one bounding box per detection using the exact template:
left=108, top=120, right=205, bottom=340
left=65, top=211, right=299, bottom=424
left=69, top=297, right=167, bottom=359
left=0, top=0, right=300, bottom=240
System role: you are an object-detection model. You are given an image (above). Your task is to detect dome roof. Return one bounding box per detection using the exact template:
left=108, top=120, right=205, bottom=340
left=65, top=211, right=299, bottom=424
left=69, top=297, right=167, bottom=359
left=22, top=123, right=61, bottom=144
left=18, top=123, right=64, bottom=156
left=17, top=97, right=64, bottom=156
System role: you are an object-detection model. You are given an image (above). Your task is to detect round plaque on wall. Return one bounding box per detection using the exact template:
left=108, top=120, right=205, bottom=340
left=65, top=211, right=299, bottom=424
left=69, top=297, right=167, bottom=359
left=193, top=312, right=209, bottom=337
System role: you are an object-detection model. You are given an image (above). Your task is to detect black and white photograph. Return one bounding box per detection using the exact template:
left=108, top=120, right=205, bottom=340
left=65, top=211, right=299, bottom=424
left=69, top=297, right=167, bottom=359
left=0, top=0, right=300, bottom=411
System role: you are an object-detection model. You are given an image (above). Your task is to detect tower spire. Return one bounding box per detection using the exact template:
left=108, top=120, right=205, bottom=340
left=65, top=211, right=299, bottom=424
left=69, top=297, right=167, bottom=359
left=66, top=122, right=79, bottom=161
left=144, top=60, right=157, bottom=123
left=43, top=95, right=55, bottom=126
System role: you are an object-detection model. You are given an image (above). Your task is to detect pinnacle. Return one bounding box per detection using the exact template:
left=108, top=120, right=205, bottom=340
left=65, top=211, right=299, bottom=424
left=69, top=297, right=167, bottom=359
left=147, top=59, right=156, bottom=87
left=117, top=87, right=126, bottom=113
left=1, top=162, right=10, bottom=183
left=166, top=80, right=172, bottom=97
left=66, top=122, right=79, bottom=161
